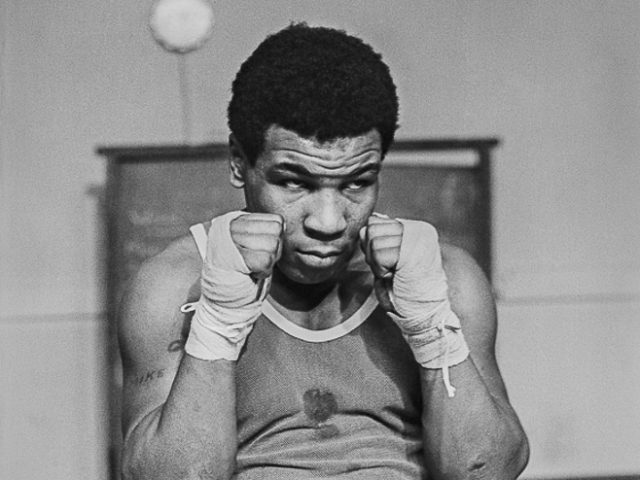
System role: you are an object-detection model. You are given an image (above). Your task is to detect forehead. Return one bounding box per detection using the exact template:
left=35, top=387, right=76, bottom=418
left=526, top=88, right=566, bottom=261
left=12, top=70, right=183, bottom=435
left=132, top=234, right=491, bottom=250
left=257, top=126, right=382, bottom=175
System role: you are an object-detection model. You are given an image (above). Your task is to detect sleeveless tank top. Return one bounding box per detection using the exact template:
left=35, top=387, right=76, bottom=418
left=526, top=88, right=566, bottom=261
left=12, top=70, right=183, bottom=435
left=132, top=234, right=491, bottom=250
left=188, top=224, right=427, bottom=479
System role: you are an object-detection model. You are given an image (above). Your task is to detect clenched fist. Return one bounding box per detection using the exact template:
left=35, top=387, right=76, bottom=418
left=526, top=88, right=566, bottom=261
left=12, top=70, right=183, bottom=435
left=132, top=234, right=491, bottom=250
left=360, top=213, right=469, bottom=395
left=360, top=212, right=453, bottom=319
left=230, top=212, right=284, bottom=282
left=359, top=214, right=403, bottom=312
left=186, top=211, right=283, bottom=361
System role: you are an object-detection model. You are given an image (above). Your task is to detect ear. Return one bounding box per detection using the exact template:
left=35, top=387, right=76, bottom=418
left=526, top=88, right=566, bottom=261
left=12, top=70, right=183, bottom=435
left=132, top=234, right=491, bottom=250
left=228, top=134, right=248, bottom=189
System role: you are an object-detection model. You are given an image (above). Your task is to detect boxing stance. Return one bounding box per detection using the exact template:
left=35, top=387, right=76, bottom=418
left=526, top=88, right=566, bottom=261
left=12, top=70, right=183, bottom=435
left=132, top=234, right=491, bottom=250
left=118, top=24, right=529, bottom=480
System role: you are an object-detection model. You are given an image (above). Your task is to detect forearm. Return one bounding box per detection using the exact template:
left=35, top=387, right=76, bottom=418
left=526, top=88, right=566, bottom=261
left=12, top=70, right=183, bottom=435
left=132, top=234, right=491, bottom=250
left=122, top=355, right=237, bottom=480
left=420, top=357, right=529, bottom=480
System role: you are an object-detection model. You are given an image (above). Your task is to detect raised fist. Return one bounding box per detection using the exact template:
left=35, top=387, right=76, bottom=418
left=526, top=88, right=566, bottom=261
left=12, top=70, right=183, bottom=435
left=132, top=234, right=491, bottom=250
left=359, top=214, right=403, bottom=312
left=360, top=213, right=446, bottom=319
left=229, top=213, right=284, bottom=281
left=360, top=214, right=469, bottom=389
left=186, top=211, right=283, bottom=361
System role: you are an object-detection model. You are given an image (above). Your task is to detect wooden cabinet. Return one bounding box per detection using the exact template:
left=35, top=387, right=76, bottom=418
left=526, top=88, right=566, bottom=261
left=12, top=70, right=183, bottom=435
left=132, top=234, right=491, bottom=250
left=97, top=138, right=498, bottom=478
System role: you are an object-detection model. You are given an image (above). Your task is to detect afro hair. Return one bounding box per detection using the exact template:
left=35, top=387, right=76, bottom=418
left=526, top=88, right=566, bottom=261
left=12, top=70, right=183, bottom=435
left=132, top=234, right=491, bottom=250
left=227, top=23, right=399, bottom=163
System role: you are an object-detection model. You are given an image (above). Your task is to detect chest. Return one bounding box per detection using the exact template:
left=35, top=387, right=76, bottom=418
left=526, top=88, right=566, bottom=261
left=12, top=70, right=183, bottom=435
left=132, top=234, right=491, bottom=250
left=235, top=307, right=422, bottom=435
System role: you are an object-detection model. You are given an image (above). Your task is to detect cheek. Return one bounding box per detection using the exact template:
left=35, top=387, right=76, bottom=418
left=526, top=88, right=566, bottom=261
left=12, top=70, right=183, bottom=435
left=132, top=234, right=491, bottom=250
left=347, top=194, right=377, bottom=227
left=279, top=204, right=305, bottom=243
left=252, top=191, right=304, bottom=240
left=246, top=185, right=287, bottom=214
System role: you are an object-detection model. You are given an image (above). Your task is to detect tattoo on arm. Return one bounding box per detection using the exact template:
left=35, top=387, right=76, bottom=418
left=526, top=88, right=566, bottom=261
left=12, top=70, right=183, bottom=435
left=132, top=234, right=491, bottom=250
left=168, top=339, right=185, bottom=352
left=166, top=313, right=192, bottom=352
left=133, top=368, right=167, bottom=386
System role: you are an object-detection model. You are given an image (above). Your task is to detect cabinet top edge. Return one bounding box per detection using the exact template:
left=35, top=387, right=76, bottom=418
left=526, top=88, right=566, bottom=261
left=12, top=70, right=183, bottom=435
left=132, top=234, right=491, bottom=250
left=95, top=138, right=500, bottom=160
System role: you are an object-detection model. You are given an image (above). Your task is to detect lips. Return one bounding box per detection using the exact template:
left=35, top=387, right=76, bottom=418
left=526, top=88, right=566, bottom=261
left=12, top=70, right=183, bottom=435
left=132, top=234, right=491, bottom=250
left=296, top=247, right=344, bottom=268
left=299, top=248, right=341, bottom=258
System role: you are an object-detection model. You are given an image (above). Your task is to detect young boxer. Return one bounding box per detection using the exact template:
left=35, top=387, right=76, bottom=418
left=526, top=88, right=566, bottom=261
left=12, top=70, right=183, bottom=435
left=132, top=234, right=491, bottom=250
left=118, top=23, right=528, bottom=480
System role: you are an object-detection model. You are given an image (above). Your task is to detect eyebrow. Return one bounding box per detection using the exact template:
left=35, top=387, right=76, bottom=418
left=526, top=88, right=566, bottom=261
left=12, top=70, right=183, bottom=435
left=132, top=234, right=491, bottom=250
left=271, top=161, right=381, bottom=177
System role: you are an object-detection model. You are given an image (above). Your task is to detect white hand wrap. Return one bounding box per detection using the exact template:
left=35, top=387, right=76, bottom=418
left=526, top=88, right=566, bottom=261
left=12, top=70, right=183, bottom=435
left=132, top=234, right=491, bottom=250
left=388, top=219, right=470, bottom=396
left=185, top=211, right=269, bottom=361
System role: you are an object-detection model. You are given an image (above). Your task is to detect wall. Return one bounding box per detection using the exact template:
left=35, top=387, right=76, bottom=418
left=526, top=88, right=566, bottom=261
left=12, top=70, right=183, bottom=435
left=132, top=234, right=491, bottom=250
left=1, top=1, right=639, bottom=478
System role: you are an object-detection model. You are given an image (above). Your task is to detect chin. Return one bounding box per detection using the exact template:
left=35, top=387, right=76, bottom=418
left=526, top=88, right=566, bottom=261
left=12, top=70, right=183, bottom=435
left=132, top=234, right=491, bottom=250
left=277, top=262, right=345, bottom=286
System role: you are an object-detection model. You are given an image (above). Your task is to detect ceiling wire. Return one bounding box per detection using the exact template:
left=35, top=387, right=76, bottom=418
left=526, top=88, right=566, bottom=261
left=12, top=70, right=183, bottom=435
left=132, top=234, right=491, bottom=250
left=177, top=54, right=192, bottom=144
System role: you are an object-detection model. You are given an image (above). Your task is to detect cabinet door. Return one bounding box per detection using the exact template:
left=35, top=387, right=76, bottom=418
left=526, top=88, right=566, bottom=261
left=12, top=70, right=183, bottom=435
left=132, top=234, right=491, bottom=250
left=98, top=139, right=495, bottom=479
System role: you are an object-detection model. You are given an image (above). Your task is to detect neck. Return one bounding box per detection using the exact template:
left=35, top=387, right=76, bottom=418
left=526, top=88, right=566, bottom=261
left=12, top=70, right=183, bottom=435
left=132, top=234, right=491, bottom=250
left=269, top=267, right=338, bottom=310
left=267, top=265, right=372, bottom=330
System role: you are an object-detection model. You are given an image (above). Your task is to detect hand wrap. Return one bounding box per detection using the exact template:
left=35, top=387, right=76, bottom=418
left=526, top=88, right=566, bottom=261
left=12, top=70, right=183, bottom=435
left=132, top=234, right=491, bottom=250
left=388, top=219, right=470, bottom=396
left=185, top=211, right=269, bottom=361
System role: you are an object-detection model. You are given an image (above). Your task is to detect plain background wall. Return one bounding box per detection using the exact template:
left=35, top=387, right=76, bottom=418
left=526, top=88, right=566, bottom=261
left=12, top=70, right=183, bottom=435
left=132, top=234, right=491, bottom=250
left=1, top=1, right=639, bottom=478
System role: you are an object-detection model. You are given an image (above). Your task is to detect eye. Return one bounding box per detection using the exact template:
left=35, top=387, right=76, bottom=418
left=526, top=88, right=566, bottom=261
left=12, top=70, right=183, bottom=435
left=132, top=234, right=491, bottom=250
left=344, top=178, right=375, bottom=192
left=280, top=178, right=307, bottom=190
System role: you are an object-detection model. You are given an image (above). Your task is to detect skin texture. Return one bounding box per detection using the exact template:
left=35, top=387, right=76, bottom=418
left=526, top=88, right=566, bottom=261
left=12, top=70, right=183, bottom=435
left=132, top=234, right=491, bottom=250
left=118, top=127, right=529, bottom=480
left=228, top=126, right=385, bottom=330
left=230, top=126, right=382, bottom=286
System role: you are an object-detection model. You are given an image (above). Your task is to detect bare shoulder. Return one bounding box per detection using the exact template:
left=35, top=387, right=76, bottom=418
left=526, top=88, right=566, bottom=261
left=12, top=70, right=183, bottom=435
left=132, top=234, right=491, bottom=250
left=118, top=234, right=202, bottom=363
left=117, top=234, right=203, bottom=428
left=440, top=242, right=514, bottom=400
left=440, top=243, right=497, bottom=356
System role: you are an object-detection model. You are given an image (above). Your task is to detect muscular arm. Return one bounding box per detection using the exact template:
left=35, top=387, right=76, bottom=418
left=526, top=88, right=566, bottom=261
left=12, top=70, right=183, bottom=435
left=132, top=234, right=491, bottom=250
left=118, top=238, right=237, bottom=480
left=419, top=245, right=529, bottom=479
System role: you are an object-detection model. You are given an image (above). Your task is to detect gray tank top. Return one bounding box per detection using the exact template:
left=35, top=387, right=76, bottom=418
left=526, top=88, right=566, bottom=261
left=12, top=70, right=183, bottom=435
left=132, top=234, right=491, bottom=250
left=189, top=223, right=427, bottom=479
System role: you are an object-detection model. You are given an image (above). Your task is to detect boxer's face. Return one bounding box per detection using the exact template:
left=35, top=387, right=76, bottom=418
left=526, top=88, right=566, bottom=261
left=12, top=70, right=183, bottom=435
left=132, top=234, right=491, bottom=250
left=230, top=125, right=382, bottom=284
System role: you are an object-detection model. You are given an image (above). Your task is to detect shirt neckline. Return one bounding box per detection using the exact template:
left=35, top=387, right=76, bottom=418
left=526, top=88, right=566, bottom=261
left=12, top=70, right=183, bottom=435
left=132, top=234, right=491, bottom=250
left=260, top=291, right=379, bottom=342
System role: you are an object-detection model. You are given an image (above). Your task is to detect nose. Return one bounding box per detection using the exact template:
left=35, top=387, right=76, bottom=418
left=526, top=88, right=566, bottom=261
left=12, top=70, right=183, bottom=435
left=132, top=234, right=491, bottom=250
left=303, top=189, right=347, bottom=239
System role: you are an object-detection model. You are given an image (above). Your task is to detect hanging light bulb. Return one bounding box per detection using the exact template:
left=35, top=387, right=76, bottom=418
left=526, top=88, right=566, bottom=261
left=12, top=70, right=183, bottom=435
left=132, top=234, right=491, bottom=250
left=149, top=0, right=215, bottom=54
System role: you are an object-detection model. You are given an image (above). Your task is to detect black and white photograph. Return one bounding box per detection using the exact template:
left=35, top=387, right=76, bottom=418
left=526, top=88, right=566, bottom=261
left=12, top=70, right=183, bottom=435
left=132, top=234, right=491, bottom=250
left=1, top=2, right=638, bottom=479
